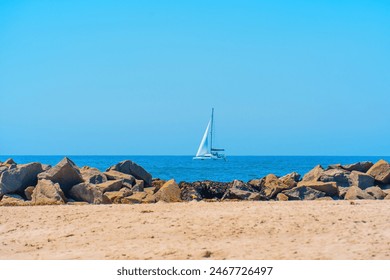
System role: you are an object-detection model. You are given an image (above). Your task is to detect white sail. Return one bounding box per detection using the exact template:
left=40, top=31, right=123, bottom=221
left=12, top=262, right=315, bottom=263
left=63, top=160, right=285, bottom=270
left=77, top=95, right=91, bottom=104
left=195, top=120, right=211, bottom=157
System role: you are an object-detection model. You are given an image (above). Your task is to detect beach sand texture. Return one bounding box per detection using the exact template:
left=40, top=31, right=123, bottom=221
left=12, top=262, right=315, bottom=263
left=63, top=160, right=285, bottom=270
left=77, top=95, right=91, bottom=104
left=1, top=200, right=389, bottom=260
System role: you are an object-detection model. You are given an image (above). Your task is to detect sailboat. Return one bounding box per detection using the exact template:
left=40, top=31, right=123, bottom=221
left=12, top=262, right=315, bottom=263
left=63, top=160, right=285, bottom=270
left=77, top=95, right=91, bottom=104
left=193, top=108, right=226, bottom=160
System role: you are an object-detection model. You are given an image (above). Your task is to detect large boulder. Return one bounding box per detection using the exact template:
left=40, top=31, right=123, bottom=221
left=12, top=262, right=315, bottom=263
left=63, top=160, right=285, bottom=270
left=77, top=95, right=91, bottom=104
left=283, top=186, right=326, bottom=200
left=154, top=179, right=182, bottom=202
left=32, top=179, right=67, bottom=205
left=122, top=191, right=156, bottom=204
left=349, top=171, right=375, bottom=190
left=319, top=169, right=351, bottom=187
left=69, top=183, right=110, bottom=204
left=260, top=174, right=291, bottom=199
left=365, top=186, right=386, bottom=200
left=279, top=172, right=301, bottom=189
left=179, top=182, right=203, bottom=201
left=344, top=186, right=374, bottom=200
left=301, top=165, right=324, bottom=182
left=342, top=161, right=373, bottom=173
left=80, top=166, right=107, bottom=184
left=367, top=160, right=390, bottom=184
left=0, top=162, right=43, bottom=195
left=96, top=179, right=124, bottom=193
left=297, top=181, right=339, bottom=197
left=38, top=157, right=83, bottom=193
left=104, top=170, right=135, bottom=185
left=106, top=160, right=152, bottom=187
left=222, top=180, right=263, bottom=200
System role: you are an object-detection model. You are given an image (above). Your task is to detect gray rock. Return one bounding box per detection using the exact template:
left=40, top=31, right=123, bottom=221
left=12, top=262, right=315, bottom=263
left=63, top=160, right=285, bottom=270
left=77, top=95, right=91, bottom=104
left=106, top=160, right=152, bottom=187
left=132, top=179, right=144, bottom=192
left=297, top=181, right=339, bottom=197
left=32, top=179, right=67, bottom=205
left=342, top=161, right=374, bottom=173
left=247, top=178, right=263, bottom=191
left=319, top=169, right=351, bottom=187
left=96, top=179, right=124, bottom=193
left=344, top=186, right=374, bottom=200
left=283, top=186, right=326, bottom=200
left=3, top=158, right=16, bottom=165
left=367, top=159, right=390, bottom=184
left=38, top=157, right=83, bottom=193
left=222, top=180, right=263, bottom=200
left=349, top=171, right=375, bottom=190
left=104, top=170, right=135, bottom=185
left=365, top=186, right=386, bottom=199
left=0, top=162, right=43, bottom=195
left=80, top=166, right=107, bottom=184
left=69, top=182, right=110, bottom=204
left=179, top=181, right=230, bottom=200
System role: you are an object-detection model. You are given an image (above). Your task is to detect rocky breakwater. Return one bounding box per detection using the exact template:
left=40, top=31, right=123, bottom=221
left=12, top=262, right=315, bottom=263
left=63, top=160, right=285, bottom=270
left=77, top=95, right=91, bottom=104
left=1, top=158, right=390, bottom=206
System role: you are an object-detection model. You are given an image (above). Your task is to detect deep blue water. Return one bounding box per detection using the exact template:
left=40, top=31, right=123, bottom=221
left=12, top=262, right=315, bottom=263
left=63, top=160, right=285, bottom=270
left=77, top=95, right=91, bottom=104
left=1, top=156, right=389, bottom=182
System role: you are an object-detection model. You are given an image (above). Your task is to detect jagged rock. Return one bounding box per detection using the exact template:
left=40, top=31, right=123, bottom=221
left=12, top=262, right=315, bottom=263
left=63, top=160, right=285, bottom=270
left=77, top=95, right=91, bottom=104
left=80, top=166, right=107, bottom=184
left=279, top=172, right=301, bottom=189
left=42, top=164, right=51, bottom=171
left=297, top=181, right=338, bottom=197
left=349, top=171, right=375, bottom=190
left=0, top=194, right=29, bottom=206
left=69, top=183, right=110, bottom=204
left=319, top=169, right=351, bottom=187
left=105, top=191, right=124, bottom=203
left=367, top=160, right=390, bottom=184
left=247, top=179, right=263, bottom=191
left=179, top=181, right=230, bottom=200
left=339, top=187, right=348, bottom=199
left=38, top=157, right=83, bottom=193
left=104, top=170, right=135, bottom=185
left=106, top=160, right=152, bottom=187
left=132, top=180, right=144, bottom=192
left=3, top=158, right=16, bottom=165
left=365, top=186, right=386, bottom=200
left=276, top=193, right=289, bottom=201
left=222, top=180, right=263, bottom=200
left=342, top=161, right=374, bottom=173
left=344, top=186, right=374, bottom=200
left=283, top=186, right=326, bottom=200
left=24, top=186, right=35, bottom=200
left=152, top=179, right=166, bottom=193
left=0, top=162, right=43, bottom=195
left=96, top=180, right=123, bottom=193
left=32, top=179, right=67, bottom=205
left=179, top=182, right=203, bottom=201
left=260, top=174, right=291, bottom=199
left=301, top=165, right=324, bottom=182
left=154, top=179, right=182, bottom=202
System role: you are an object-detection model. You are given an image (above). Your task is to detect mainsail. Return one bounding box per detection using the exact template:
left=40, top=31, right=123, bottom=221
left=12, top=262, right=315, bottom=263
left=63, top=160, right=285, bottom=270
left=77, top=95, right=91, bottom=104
left=195, top=120, right=211, bottom=157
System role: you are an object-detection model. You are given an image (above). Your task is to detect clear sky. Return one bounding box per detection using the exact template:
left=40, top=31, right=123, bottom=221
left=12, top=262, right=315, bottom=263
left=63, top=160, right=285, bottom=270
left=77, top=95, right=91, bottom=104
left=0, top=0, right=389, bottom=155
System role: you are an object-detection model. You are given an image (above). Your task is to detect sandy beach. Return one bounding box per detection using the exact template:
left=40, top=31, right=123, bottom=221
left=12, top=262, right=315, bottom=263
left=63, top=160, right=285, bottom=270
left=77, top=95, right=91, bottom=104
left=1, top=200, right=389, bottom=260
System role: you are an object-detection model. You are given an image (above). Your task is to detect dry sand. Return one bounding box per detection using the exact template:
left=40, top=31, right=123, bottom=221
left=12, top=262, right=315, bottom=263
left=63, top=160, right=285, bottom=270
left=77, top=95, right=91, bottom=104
left=0, top=200, right=389, bottom=260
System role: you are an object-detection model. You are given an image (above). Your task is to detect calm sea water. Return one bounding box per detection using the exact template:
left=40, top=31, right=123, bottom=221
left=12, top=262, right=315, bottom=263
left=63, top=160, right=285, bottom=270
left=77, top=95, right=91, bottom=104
left=1, top=156, right=389, bottom=182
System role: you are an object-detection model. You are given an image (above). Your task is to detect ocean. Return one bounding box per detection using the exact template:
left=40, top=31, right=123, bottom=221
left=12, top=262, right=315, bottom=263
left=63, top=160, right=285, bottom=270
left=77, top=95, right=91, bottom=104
left=1, top=155, right=389, bottom=182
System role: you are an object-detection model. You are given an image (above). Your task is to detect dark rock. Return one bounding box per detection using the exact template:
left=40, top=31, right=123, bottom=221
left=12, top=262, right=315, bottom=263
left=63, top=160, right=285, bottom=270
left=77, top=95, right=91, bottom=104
left=342, top=161, right=373, bottom=173
left=69, top=183, right=110, bottom=204
left=222, top=180, right=263, bottom=200
left=38, top=157, right=83, bottom=193
left=326, top=163, right=342, bottom=170
left=80, top=166, right=107, bottom=184
left=132, top=180, right=144, bottom=192
left=349, top=171, right=375, bottom=190
left=297, top=181, right=339, bottom=197
left=179, top=181, right=230, bottom=200
left=106, top=160, right=152, bottom=187
left=32, top=179, right=67, bottom=205
left=283, top=186, right=326, bottom=200
left=365, top=186, right=386, bottom=199
left=344, top=186, right=374, bottom=200
left=301, top=165, right=324, bottom=182
left=319, top=169, right=351, bottom=187
left=367, top=159, right=390, bottom=184
left=104, top=170, right=135, bottom=185
left=247, top=179, right=263, bottom=192
left=0, top=162, right=43, bottom=195
left=3, top=158, right=16, bottom=165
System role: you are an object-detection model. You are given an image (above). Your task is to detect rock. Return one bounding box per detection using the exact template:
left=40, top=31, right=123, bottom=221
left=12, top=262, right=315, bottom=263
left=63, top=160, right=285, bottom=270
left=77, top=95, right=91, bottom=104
left=24, top=186, right=35, bottom=200
left=279, top=172, right=301, bottom=189
left=0, top=194, right=28, bottom=206
left=385, top=194, right=390, bottom=200
left=338, top=187, right=349, bottom=199
left=344, top=186, right=374, bottom=200
left=179, top=182, right=203, bottom=201
left=80, top=166, right=107, bottom=184
left=0, top=162, right=44, bottom=195
left=104, top=170, right=135, bottom=185
left=349, top=171, right=375, bottom=190
left=96, top=180, right=123, bottom=193
left=32, top=179, right=67, bottom=205
left=367, top=159, right=390, bottom=184
left=122, top=192, right=148, bottom=204
left=106, top=160, right=152, bottom=187
left=0, top=165, right=9, bottom=173
left=319, top=169, right=351, bottom=187
left=365, top=186, right=386, bottom=200
left=152, top=179, right=166, bottom=193
left=247, top=179, right=263, bottom=191
left=69, top=183, right=110, bottom=204
left=38, top=157, right=83, bottom=193
left=132, top=180, right=144, bottom=192
left=383, top=189, right=390, bottom=196
left=3, top=158, right=16, bottom=165
left=154, top=179, right=182, bottom=202
left=104, top=191, right=125, bottom=204
left=260, top=174, right=291, bottom=199
left=297, top=181, right=339, bottom=197
left=179, top=181, right=230, bottom=200
left=301, top=165, right=324, bottom=182
left=342, top=161, right=374, bottom=173
left=276, top=193, right=289, bottom=201
left=42, top=164, right=52, bottom=171
left=283, top=186, right=326, bottom=200
left=326, top=164, right=342, bottom=170
left=222, top=180, right=263, bottom=200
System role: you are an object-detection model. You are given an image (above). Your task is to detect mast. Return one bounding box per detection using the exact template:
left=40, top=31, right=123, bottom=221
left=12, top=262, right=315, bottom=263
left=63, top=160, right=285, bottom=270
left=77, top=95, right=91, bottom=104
left=210, top=108, right=214, bottom=150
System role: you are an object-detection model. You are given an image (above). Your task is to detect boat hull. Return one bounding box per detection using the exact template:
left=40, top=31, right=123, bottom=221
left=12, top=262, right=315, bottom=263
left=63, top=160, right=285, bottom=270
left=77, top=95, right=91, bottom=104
left=193, top=155, right=226, bottom=160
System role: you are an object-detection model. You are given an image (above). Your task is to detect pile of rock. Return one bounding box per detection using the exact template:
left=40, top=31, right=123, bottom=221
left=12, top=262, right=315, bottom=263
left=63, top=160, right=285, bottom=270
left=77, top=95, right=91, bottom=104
left=1, top=158, right=390, bottom=206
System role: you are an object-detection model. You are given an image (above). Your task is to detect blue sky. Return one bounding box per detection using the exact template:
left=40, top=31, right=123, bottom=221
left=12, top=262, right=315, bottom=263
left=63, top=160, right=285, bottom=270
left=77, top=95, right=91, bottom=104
left=0, top=0, right=389, bottom=155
